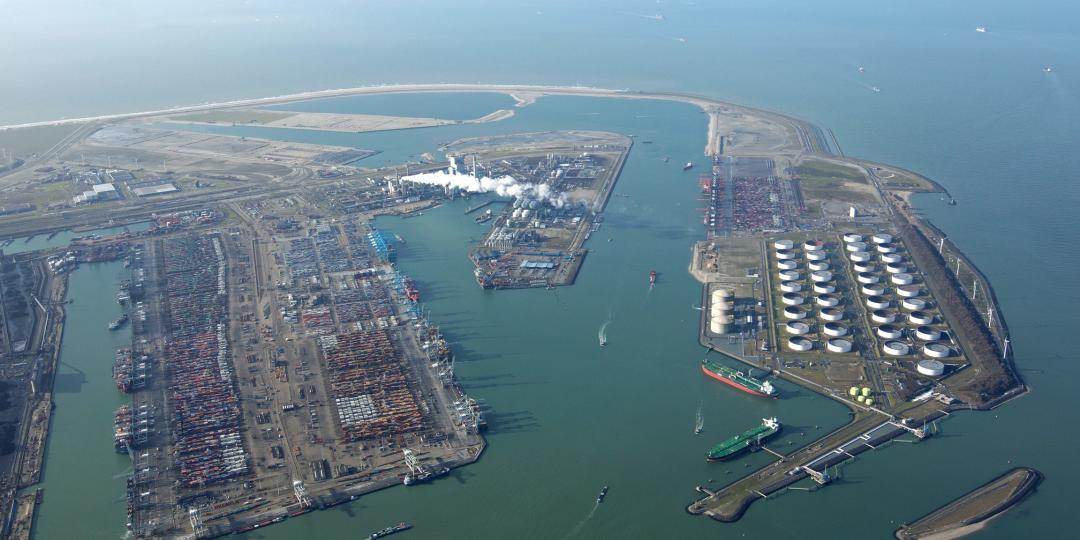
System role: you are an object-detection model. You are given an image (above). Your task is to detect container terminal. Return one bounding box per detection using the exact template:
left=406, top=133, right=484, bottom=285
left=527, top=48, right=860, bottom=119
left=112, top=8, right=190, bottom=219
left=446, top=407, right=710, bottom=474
left=0, top=85, right=1025, bottom=537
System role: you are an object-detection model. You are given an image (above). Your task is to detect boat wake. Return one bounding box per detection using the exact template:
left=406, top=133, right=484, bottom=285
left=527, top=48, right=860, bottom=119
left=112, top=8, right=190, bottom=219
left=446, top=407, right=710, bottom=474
left=695, top=401, right=705, bottom=434
left=598, top=320, right=610, bottom=347
left=562, top=501, right=600, bottom=540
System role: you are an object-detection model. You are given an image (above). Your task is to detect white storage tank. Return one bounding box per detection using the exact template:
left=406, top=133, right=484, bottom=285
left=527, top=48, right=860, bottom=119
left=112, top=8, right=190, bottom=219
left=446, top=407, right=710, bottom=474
left=891, top=273, right=914, bottom=285
left=924, top=343, right=952, bottom=358
left=781, top=292, right=806, bottom=306
left=826, top=339, right=853, bottom=353
left=779, top=281, right=803, bottom=293
left=902, top=298, right=928, bottom=311
left=779, top=270, right=800, bottom=281
left=776, top=249, right=796, bottom=260
left=881, top=252, right=903, bottom=264
left=777, top=259, right=799, bottom=270
left=787, top=336, right=813, bottom=352
left=806, top=250, right=828, bottom=262
left=917, top=359, right=946, bottom=376
left=783, top=306, right=808, bottom=320
left=853, top=261, right=875, bottom=273
left=849, top=251, right=872, bottom=262
left=816, top=294, right=840, bottom=307
left=803, top=240, right=825, bottom=251
left=872, top=233, right=893, bottom=244
left=808, top=260, right=830, bottom=272
left=811, top=270, right=833, bottom=283
left=871, top=309, right=896, bottom=324
left=914, top=326, right=942, bottom=341
left=774, top=239, right=795, bottom=251
left=846, top=241, right=868, bottom=253
left=876, top=242, right=898, bottom=254
left=813, top=283, right=837, bottom=294
left=883, top=341, right=910, bottom=356
left=861, top=283, right=886, bottom=296
left=857, top=272, right=880, bottom=284
left=909, top=311, right=934, bottom=325
left=710, top=317, right=729, bottom=335
left=842, top=233, right=863, bottom=243
left=866, top=295, right=890, bottom=309
left=897, top=285, right=923, bottom=298
left=823, top=322, right=848, bottom=337
left=877, top=324, right=903, bottom=339
left=785, top=321, right=811, bottom=335
left=819, top=307, right=844, bottom=321
left=885, top=263, right=907, bottom=274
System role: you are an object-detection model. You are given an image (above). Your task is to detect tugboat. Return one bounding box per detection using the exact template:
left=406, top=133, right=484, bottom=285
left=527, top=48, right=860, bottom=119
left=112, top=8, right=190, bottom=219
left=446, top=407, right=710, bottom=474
left=108, top=313, right=128, bottom=331
left=683, top=162, right=694, bottom=171
left=596, top=486, right=609, bottom=503
left=368, top=522, right=412, bottom=539
left=649, top=270, right=657, bottom=285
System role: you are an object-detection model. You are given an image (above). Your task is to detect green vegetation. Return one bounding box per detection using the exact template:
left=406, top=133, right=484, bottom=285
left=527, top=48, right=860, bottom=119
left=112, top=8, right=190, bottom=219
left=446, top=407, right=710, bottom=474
left=170, top=109, right=294, bottom=125
left=793, top=159, right=876, bottom=205
left=0, top=124, right=83, bottom=158
left=793, top=159, right=867, bottom=183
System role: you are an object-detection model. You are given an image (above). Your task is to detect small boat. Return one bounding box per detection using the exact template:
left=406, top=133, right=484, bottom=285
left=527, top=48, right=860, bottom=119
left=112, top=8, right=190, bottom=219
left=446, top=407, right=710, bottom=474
left=857, top=66, right=865, bottom=73
left=596, top=486, right=609, bottom=503
left=663, top=156, right=670, bottom=163
left=1044, top=66, right=1053, bottom=73
left=683, top=162, right=694, bottom=171
left=649, top=270, right=657, bottom=285
left=368, top=522, right=412, bottom=540
left=871, top=86, right=881, bottom=93
left=976, top=26, right=987, bottom=33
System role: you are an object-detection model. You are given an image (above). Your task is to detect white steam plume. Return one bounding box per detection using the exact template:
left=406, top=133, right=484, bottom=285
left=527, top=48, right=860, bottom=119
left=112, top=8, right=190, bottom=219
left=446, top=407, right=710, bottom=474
left=400, top=169, right=572, bottom=208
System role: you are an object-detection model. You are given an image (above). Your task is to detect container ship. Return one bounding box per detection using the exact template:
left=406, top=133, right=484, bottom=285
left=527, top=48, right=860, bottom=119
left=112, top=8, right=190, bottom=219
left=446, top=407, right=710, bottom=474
left=114, top=405, right=133, bottom=453
left=369, top=522, right=412, bottom=539
left=701, top=358, right=775, bottom=397
left=405, top=278, right=421, bottom=302
left=108, top=313, right=128, bottom=331
left=706, top=417, right=781, bottom=461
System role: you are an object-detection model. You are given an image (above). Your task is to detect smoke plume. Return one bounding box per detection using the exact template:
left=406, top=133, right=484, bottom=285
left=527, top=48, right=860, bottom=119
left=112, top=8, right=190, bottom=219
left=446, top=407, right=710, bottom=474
left=400, top=169, right=570, bottom=208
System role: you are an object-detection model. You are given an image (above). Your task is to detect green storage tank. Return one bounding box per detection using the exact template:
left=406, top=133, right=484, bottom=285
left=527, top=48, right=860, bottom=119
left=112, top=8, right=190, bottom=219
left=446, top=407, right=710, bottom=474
left=866, top=398, right=875, bottom=406
left=861, top=387, right=871, bottom=397
left=849, top=387, right=859, bottom=396
left=856, top=395, right=865, bottom=403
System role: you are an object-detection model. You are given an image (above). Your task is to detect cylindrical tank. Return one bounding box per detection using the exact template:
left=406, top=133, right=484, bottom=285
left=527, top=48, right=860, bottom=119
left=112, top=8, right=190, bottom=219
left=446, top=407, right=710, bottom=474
left=885, top=263, right=907, bottom=274
left=865, top=398, right=875, bottom=406
left=871, top=309, right=896, bottom=324
left=779, top=281, right=802, bottom=293
left=774, top=239, right=795, bottom=251
left=902, top=298, right=929, bottom=311
left=776, top=249, right=796, bottom=260
left=857, top=272, right=880, bottom=284
left=846, top=241, right=868, bottom=253
left=709, top=317, right=728, bottom=334
left=808, top=260, right=830, bottom=272
left=897, top=285, right=923, bottom=298
left=811, top=270, right=833, bottom=283
left=876, top=242, right=898, bottom=254
left=924, top=343, right=952, bottom=358
left=806, top=250, right=828, bottom=261
left=849, top=251, right=872, bottom=262
left=881, top=252, right=903, bottom=264
left=827, top=339, right=853, bottom=353
left=512, top=208, right=523, bottom=219
left=909, top=311, right=934, bottom=325
left=914, top=326, right=942, bottom=341
left=783, top=306, right=807, bottom=320
left=777, top=259, right=799, bottom=270
left=872, top=233, right=893, bottom=244
left=883, top=341, right=910, bottom=356
left=853, top=261, right=875, bottom=273
left=779, top=270, right=800, bottom=281
left=785, top=321, right=811, bottom=335
left=816, top=294, right=840, bottom=307
left=781, top=292, right=805, bottom=306
left=842, top=233, right=863, bottom=243
left=813, top=283, right=836, bottom=294
left=891, top=273, right=914, bottom=285
left=803, top=240, right=825, bottom=251
left=823, top=322, right=848, bottom=337
left=877, top=324, right=902, bottom=339
left=819, top=307, right=844, bottom=321
left=861, top=283, right=886, bottom=296
left=917, top=359, right=946, bottom=375
left=848, top=387, right=859, bottom=396
left=866, top=296, right=890, bottom=309
left=787, top=336, right=813, bottom=351
left=521, top=209, right=531, bottom=219
left=861, top=387, right=871, bottom=397
left=716, top=289, right=735, bottom=299
left=856, top=394, right=866, bottom=403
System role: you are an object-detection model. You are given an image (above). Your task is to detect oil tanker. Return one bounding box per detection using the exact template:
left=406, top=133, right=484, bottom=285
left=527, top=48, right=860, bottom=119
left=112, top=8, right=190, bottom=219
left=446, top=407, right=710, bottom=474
left=701, top=358, right=776, bottom=397
left=706, top=417, right=781, bottom=461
